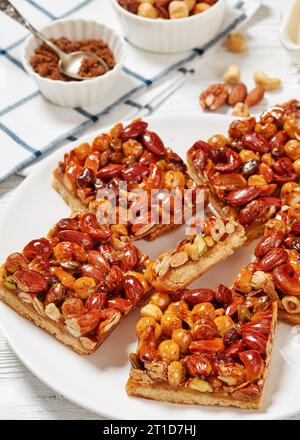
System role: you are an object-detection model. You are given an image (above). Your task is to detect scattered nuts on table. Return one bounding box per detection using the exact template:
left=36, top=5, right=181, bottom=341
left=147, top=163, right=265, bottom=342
left=226, top=32, right=247, bottom=53
left=228, top=83, right=248, bottom=106
left=223, top=64, right=241, bottom=85
left=200, top=80, right=265, bottom=114
left=199, top=83, right=229, bottom=111
left=244, top=86, right=265, bottom=107
left=199, top=63, right=286, bottom=115
left=254, top=70, right=282, bottom=91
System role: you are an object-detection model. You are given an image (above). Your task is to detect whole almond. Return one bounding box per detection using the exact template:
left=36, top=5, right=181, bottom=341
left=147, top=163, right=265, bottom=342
left=245, top=86, right=265, bottom=107
left=228, top=83, right=248, bottom=106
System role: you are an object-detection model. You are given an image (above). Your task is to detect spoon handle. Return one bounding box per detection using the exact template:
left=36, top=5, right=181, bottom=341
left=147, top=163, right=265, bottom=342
left=0, top=0, right=40, bottom=33
left=0, top=0, right=66, bottom=59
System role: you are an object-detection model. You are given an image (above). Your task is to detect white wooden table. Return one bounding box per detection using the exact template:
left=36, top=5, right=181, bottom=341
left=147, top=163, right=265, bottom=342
left=1, top=0, right=300, bottom=419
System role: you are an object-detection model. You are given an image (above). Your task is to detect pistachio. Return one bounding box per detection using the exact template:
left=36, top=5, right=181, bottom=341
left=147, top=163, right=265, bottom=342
left=189, top=378, right=213, bottom=393
left=4, top=275, right=16, bottom=291
left=193, top=234, right=207, bottom=257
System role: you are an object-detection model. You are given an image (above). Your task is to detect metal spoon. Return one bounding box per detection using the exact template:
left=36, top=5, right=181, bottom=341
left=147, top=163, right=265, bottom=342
left=0, top=0, right=109, bottom=80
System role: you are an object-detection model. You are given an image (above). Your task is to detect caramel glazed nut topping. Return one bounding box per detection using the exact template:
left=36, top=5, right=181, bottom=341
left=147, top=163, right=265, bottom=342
left=187, top=105, right=300, bottom=238
left=1, top=212, right=151, bottom=352
left=128, top=282, right=276, bottom=407
left=246, top=195, right=300, bottom=324
left=55, top=118, right=203, bottom=240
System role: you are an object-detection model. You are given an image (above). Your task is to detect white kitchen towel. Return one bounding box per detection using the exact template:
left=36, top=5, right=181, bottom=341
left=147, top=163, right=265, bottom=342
left=0, top=0, right=261, bottom=183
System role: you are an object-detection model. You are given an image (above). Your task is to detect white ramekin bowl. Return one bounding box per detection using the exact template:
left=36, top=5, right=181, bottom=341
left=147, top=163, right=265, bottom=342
left=22, top=19, right=126, bottom=108
left=112, top=0, right=227, bottom=54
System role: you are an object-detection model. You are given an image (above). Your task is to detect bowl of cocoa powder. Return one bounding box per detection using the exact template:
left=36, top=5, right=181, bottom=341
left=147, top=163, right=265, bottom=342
left=22, top=19, right=126, bottom=107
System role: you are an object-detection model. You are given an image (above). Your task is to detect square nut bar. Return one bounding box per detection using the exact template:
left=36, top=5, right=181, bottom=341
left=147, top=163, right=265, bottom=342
left=53, top=118, right=205, bottom=241
left=187, top=106, right=300, bottom=243
left=126, top=284, right=277, bottom=410
left=145, top=216, right=246, bottom=292
left=234, top=183, right=300, bottom=325
left=0, top=212, right=151, bottom=354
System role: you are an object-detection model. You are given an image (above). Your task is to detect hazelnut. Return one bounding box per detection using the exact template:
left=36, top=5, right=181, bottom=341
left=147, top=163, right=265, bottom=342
left=138, top=2, right=158, bottom=18
left=226, top=33, right=247, bottom=53
left=169, top=0, right=189, bottom=19
left=193, top=2, right=211, bottom=14
left=183, top=0, right=196, bottom=11
left=140, top=303, right=163, bottom=321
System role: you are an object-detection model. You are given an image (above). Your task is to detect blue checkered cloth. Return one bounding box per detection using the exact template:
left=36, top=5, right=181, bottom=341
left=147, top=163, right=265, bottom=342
left=0, top=0, right=261, bottom=182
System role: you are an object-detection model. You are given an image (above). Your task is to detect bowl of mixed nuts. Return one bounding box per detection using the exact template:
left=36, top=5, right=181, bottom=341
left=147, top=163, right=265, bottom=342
left=112, top=0, right=227, bottom=53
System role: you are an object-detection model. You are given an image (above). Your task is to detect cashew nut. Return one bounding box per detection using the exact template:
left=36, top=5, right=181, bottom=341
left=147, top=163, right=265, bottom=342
left=254, top=70, right=282, bottom=91
left=223, top=64, right=241, bottom=85
left=282, top=295, right=300, bottom=314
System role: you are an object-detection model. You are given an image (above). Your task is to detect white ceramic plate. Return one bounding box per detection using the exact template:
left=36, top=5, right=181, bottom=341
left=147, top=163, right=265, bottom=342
left=0, top=113, right=299, bottom=420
